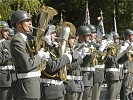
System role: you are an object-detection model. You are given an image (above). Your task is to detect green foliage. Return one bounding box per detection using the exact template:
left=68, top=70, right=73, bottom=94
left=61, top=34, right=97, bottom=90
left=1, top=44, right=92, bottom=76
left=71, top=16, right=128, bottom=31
left=0, top=0, right=132, bottom=36
left=0, top=2, right=12, bottom=21
left=10, top=0, right=41, bottom=15
left=0, top=0, right=41, bottom=25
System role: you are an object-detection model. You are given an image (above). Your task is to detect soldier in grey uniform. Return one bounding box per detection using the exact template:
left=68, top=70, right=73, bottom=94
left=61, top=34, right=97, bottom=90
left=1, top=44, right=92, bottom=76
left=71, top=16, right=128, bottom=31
left=111, top=32, right=124, bottom=99
left=40, top=24, right=72, bottom=100
left=87, top=24, right=101, bottom=49
left=64, top=33, right=84, bottom=100
left=104, top=31, right=129, bottom=100
left=119, top=29, right=133, bottom=100
left=75, top=26, right=94, bottom=100
left=10, top=10, right=48, bottom=100
left=87, top=24, right=105, bottom=100
left=0, top=21, right=14, bottom=100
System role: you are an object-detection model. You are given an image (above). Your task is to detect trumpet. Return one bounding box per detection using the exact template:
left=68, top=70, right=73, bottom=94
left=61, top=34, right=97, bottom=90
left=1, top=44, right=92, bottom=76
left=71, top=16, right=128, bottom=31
left=105, top=42, right=120, bottom=56
left=128, top=47, right=133, bottom=61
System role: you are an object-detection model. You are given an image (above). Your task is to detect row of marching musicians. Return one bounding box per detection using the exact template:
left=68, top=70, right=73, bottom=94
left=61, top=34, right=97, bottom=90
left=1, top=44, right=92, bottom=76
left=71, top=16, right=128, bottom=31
left=0, top=10, right=133, bottom=100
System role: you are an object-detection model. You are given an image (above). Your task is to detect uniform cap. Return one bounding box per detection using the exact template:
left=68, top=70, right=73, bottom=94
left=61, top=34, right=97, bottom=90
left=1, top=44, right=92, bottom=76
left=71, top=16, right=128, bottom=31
left=110, top=31, right=120, bottom=38
left=76, top=26, right=91, bottom=35
left=0, top=21, right=9, bottom=30
left=11, top=10, right=31, bottom=25
left=87, top=24, right=96, bottom=33
left=124, top=29, right=133, bottom=36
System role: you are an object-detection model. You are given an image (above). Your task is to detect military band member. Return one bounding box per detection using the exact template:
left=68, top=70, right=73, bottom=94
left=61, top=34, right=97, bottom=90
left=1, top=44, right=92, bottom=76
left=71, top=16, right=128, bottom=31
left=75, top=25, right=94, bottom=100
left=87, top=24, right=101, bottom=49
left=10, top=10, right=48, bottom=100
left=112, top=32, right=124, bottom=99
left=88, top=25, right=105, bottom=100
left=104, top=31, right=129, bottom=100
left=0, top=21, right=14, bottom=100
left=119, top=29, right=133, bottom=100
left=41, top=24, right=72, bottom=100
left=64, top=33, right=84, bottom=100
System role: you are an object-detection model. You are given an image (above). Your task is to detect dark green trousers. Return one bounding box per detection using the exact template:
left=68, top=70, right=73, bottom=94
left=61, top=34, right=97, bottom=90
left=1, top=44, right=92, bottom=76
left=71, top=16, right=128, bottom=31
left=0, top=87, right=12, bottom=100
left=82, top=86, right=92, bottom=100
left=91, top=83, right=102, bottom=100
left=65, top=91, right=83, bottom=100
left=106, top=80, right=120, bottom=100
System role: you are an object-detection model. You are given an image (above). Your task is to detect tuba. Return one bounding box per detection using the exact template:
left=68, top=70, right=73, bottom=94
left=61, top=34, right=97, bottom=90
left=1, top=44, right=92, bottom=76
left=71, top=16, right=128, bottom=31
left=27, top=5, right=58, bottom=54
left=34, top=5, right=58, bottom=53
left=57, top=14, right=76, bottom=80
left=27, top=5, right=58, bottom=71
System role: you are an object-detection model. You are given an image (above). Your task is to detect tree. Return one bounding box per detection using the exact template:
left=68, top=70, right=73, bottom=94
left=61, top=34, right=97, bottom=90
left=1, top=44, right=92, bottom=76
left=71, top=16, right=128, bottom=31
left=0, top=0, right=132, bottom=37
left=0, top=0, right=41, bottom=26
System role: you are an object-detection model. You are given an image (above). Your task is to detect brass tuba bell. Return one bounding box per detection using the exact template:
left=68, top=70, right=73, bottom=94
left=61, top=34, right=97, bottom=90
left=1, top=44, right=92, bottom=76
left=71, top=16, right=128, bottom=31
left=34, top=5, right=58, bottom=53
left=57, top=13, right=76, bottom=81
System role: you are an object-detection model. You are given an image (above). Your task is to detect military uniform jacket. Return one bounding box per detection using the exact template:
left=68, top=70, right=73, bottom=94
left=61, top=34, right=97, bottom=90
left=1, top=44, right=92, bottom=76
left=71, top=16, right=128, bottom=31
left=10, top=32, right=42, bottom=98
left=76, top=42, right=94, bottom=87
left=105, top=47, right=127, bottom=81
left=0, top=39, right=12, bottom=87
left=41, top=47, right=70, bottom=99
left=93, top=55, right=105, bottom=83
left=65, top=50, right=84, bottom=92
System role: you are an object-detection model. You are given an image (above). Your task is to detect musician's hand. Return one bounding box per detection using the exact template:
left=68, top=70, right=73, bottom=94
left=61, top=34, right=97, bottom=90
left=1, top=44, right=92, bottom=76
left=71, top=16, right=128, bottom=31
left=38, top=48, right=49, bottom=61
left=73, top=50, right=81, bottom=59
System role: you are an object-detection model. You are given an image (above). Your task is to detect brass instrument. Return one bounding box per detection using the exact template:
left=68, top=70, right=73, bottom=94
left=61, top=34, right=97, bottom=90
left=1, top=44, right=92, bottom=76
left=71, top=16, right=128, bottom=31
left=107, top=43, right=119, bottom=56
left=56, top=13, right=76, bottom=37
left=26, top=6, right=58, bottom=54
left=27, top=6, right=58, bottom=71
left=57, top=13, right=76, bottom=81
left=34, top=6, right=58, bottom=53
left=128, top=47, right=133, bottom=61
left=88, top=47, right=103, bottom=66
left=59, top=23, right=76, bottom=81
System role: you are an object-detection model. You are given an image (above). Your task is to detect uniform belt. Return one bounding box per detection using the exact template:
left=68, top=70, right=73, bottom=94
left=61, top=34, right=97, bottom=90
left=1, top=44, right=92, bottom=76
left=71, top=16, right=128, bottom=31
left=66, top=75, right=82, bottom=80
left=17, top=71, right=41, bottom=79
left=119, top=64, right=123, bottom=68
left=0, top=65, right=15, bottom=70
left=41, top=78, right=63, bottom=85
left=106, top=68, right=120, bottom=72
left=94, top=64, right=105, bottom=69
left=81, top=67, right=95, bottom=71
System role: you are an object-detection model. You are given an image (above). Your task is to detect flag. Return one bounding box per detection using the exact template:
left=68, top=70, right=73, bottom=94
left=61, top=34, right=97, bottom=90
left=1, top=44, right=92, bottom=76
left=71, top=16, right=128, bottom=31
left=97, top=10, right=105, bottom=39
left=85, top=0, right=90, bottom=25
left=112, top=7, right=117, bottom=33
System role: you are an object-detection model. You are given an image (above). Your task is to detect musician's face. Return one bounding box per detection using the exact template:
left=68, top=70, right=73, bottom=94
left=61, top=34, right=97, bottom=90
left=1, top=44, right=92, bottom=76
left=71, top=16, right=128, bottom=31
left=129, top=34, right=133, bottom=42
left=21, top=19, right=32, bottom=33
left=1, top=29, right=9, bottom=39
left=84, top=34, right=91, bottom=42
left=68, top=38, right=76, bottom=47
left=114, top=38, right=120, bottom=44
left=78, top=35, right=84, bottom=42
left=91, top=32, right=96, bottom=39
left=51, top=32, right=56, bottom=42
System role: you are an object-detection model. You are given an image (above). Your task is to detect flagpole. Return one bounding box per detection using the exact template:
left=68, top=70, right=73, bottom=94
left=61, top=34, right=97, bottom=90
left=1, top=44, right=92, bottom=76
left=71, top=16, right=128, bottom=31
left=85, top=0, right=90, bottom=25
left=100, top=10, right=105, bottom=36
left=113, top=6, right=117, bottom=33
